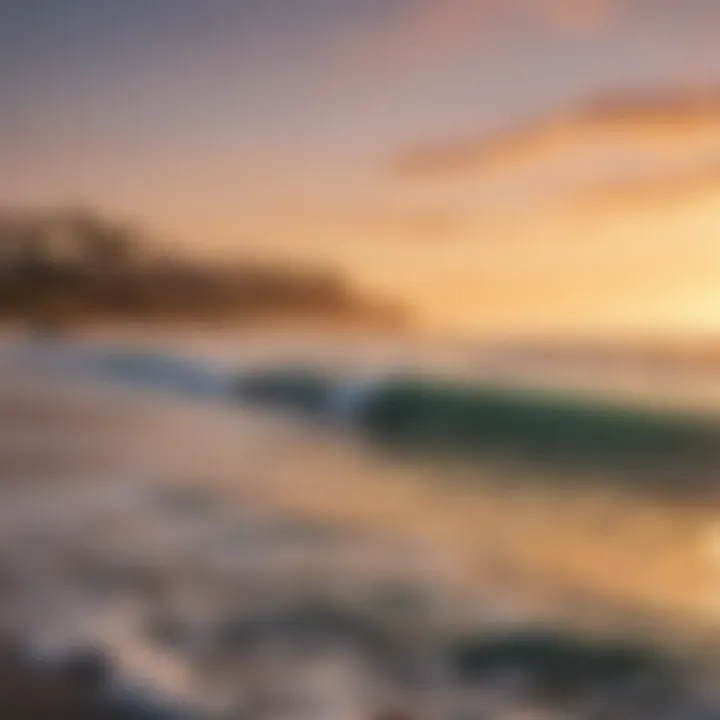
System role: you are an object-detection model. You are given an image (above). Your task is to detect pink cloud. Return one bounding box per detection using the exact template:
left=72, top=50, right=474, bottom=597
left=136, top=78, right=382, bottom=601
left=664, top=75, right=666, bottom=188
left=343, top=0, right=618, bottom=72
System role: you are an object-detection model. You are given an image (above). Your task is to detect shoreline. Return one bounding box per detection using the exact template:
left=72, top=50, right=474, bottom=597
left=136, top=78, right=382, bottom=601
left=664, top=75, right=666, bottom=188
left=0, top=356, right=718, bottom=716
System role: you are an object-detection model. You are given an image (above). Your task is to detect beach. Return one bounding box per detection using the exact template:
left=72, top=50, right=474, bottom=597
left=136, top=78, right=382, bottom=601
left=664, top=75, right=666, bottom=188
left=0, top=336, right=719, bottom=717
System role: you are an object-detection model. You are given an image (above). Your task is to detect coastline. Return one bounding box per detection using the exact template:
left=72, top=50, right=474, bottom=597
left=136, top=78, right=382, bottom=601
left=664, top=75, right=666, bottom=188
left=0, top=347, right=718, bottom=716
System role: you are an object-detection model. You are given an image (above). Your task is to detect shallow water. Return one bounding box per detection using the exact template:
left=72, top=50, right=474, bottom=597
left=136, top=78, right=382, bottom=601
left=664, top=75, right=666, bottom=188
left=2, top=333, right=720, bottom=717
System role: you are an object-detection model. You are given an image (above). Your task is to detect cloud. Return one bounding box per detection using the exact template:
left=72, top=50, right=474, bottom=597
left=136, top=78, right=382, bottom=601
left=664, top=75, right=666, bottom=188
left=392, top=89, right=720, bottom=201
left=528, top=0, right=618, bottom=32
left=564, top=160, right=720, bottom=211
left=342, top=0, right=618, bottom=71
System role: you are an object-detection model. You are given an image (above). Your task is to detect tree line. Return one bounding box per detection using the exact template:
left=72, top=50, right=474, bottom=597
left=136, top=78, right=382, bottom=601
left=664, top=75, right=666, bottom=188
left=0, top=208, right=404, bottom=328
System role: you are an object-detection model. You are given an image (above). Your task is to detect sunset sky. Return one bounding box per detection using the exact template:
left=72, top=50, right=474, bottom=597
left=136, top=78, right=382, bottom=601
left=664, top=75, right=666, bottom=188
left=2, top=0, right=720, bottom=334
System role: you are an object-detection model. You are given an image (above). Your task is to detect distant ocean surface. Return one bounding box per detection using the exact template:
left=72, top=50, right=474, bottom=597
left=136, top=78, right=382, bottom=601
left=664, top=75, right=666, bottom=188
left=9, top=326, right=720, bottom=415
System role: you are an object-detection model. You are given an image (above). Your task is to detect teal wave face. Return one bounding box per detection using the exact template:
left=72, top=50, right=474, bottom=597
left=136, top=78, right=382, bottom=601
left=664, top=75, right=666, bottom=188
left=357, top=377, right=720, bottom=476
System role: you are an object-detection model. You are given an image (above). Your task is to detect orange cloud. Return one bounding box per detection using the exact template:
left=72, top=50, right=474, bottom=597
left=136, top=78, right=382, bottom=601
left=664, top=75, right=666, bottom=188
left=397, top=90, right=720, bottom=173
left=563, top=161, right=720, bottom=213
left=393, top=89, right=720, bottom=203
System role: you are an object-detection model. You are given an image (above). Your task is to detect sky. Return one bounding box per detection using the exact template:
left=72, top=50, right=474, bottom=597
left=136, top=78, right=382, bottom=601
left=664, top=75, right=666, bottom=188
left=2, top=0, right=720, bottom=335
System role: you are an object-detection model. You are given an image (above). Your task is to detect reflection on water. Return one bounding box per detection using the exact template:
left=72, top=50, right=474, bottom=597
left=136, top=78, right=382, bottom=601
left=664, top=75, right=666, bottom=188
left=0, top=335, right=720, bottom=717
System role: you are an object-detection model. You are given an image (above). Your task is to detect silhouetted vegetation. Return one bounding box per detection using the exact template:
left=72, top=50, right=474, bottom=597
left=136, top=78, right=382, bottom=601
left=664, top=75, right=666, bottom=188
left=0, top=208, right=404, bottom=328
